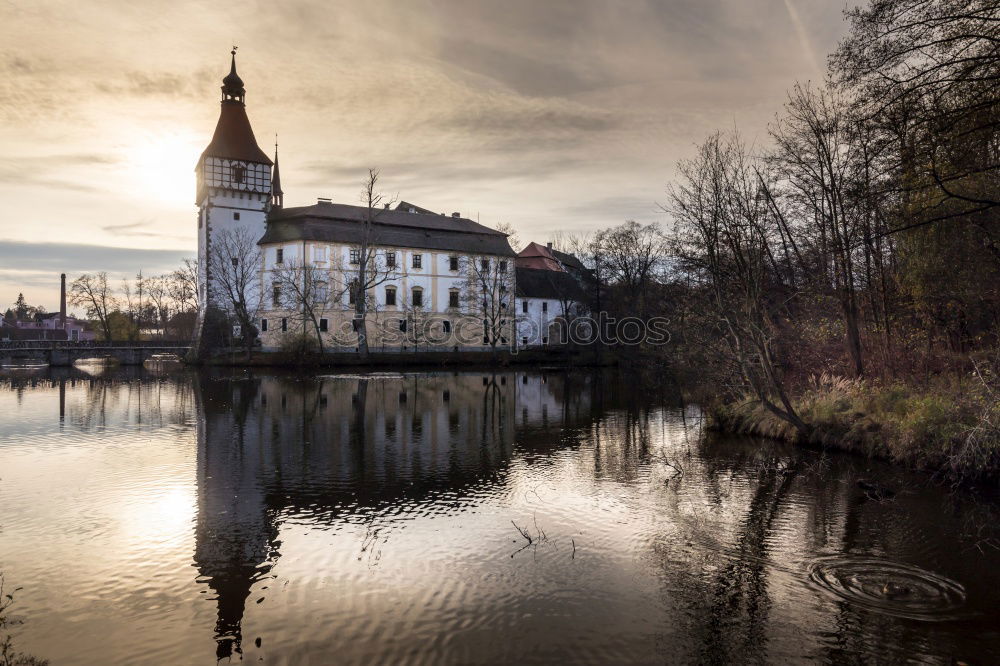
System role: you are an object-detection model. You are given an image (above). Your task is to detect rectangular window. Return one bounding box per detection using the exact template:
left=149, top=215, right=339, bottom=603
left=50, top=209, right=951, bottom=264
left=412, top=253, right=422, bottom=269
left=350, top=248, right=360, bottom=264
left=480, top=259, right=489, bottom=272
left=542, top=302, right=548, bottom=313
left=276, top=248, right=284, bottom=264
left=231, top=257, right=239, bottom=268
left=261, top=319, right=268, bottom=332
left=314, top=246, right=327, bottom=262
left=542, top=336, right=548, bottom=344
left=385, top=287, right=396, bottom=306
left=412, top=289, right=423, bottom=307
left=319, top=318, right=328, bottom=332
left=522, top=301, right=528, bottom=313
left=499, top=260, right=507, bottom=272
left=449, top=291, right=459, bottom=308
left=449, top=256, right=459, bottom=271
left=233, top=212, right=240, bottom=220
left=281, top=318, right=288, bottom=332
left=399, top=319, right=407, bottom=332
left=272, top=285, right=281, bottom=307
left=443, top=320, right=451, bottom=333
left=386, top=252, right=396, bottom=267
left=522, top=337, right=528, bottom=347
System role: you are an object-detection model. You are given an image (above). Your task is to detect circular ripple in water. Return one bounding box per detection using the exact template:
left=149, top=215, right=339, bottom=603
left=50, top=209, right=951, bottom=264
left=809, top=556, right=966, bottom=621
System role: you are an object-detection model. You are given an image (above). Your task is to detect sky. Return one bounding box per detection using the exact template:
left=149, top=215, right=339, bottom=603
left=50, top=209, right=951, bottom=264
left=0, top=0, right=850, bottom=310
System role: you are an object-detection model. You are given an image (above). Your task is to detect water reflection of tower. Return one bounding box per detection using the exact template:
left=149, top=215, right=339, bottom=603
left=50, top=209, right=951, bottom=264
left=191, top=371, right=520, bottom=660
left=193, top=375, right=278, bottom=661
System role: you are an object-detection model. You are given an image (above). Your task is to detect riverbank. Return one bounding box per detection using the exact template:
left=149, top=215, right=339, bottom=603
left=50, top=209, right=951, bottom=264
left=192, top=347, right=615, bottom=368
left=707, top=374, right=1000, bottom=481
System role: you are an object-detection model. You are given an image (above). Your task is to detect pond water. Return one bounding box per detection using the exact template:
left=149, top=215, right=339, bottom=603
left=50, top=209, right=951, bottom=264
left=1, top=367, right=999, bottom=665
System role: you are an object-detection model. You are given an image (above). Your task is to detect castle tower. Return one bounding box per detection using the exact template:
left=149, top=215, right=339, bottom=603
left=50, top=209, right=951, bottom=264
left=196, top=48, right=272, bottom=311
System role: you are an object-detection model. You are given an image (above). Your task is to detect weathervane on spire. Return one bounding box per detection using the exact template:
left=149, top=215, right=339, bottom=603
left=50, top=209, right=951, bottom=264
left=221, top=46, right=245, bottom=103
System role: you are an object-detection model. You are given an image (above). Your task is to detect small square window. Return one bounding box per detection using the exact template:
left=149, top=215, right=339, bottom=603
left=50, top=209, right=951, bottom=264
left=231, top=257, right=239, bottom=267
left=413, top=254, right=422, bottom=269
left=233, top=212, right=241, bottom=220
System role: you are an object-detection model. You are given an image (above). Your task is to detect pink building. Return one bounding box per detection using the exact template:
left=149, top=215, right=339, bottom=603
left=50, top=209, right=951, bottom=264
left=1, top=274, right=96, bottom=342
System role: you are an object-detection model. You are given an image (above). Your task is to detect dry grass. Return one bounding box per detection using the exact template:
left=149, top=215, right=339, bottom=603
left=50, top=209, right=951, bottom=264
left=710, top=372, right=999, bottom=479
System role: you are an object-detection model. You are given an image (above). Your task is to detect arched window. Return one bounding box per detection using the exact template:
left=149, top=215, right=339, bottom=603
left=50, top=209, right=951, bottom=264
left=411, top=287, right=423, bottom=308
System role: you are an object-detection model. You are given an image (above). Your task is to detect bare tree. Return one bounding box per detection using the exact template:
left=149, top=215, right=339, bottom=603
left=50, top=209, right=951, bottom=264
left=208, top=227, right=264, bottom=353
left=168, top=259, right=200, bottom=314
left=272, top=256, right=333, bottom=352
left=144, top=275, right=172, bottom=339
left=495, top=221, right=523, bottom=253
left=460, top=254, right=515, bottom=357
left=353, top=169, right=399, bottom=356
left=669, top=131, right=808, bottom=436
left=591, top=220, right=667, bottom=319
left=69, top=272, right=119, bottom=341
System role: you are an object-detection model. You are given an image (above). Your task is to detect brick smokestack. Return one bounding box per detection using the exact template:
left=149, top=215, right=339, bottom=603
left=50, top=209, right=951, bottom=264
left=60, top=273, right=67, bottom=330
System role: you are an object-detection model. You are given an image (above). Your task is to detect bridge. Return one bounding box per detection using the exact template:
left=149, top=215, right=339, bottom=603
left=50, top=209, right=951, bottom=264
left=0, top=340, right=191, bottom=367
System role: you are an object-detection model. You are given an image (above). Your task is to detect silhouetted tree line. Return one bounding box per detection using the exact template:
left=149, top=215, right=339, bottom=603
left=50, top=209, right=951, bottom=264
left=560, top=1, right=999, bottom=436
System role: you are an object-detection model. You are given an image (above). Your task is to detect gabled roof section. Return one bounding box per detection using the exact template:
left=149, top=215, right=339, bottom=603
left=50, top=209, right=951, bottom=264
left=200, top=101, right=273, bottom=165
left=516, top=241, right=564, bottom=271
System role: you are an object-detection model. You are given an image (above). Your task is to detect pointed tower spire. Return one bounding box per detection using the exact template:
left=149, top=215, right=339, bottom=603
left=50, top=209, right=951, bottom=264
left=221, top=46, right=246, bottom=104
left=271, top=137, right=283, bottom=209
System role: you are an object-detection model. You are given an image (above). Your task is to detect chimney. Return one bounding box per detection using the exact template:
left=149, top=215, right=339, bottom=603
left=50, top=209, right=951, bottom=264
left=546, top=242, right=553, bottom=250
left=452, top=212, right=461, bottom=218
left=60, top=273, right=67, bottom=330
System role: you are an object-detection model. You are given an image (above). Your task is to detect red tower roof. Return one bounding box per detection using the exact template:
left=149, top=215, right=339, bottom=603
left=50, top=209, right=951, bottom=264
left=200, top=101, right=272, bottom=165
left=199, top=51, right=272, bottom=165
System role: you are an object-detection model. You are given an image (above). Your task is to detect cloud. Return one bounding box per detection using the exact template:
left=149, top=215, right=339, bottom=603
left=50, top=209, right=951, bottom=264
left=0, top=240, right=192, bottom=275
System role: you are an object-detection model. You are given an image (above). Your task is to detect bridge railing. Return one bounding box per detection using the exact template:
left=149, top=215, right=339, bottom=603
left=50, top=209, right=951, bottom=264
left=0, top=340, right=192, bottom=351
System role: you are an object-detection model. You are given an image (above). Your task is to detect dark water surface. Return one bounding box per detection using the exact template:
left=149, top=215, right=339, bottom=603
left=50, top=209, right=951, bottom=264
left=1, top=367, right=999, bottom=665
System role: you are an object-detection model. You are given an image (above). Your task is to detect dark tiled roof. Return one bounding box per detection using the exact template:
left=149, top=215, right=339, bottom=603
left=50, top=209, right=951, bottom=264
left=550, top=248, right=586, bottom=271
left=261, top=202, right=516, bottom=256
left=515, top=267, right=586, bottom=301
left=200, top=101, right=273, bottom=165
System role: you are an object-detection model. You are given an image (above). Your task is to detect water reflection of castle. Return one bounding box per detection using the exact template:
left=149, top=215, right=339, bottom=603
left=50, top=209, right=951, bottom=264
left=192, top=370, right=599, bottom=659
